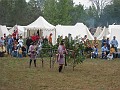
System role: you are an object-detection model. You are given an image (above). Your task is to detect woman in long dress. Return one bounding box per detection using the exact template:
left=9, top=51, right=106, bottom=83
left=28, top=42, right=37, bottom=67
left=57, top=41, right=67, bottom=72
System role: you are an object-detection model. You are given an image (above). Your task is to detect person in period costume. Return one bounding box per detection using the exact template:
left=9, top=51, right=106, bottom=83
left=28, top=42, right=37, bottom=67
left=57, top=41, right=67, bottom=72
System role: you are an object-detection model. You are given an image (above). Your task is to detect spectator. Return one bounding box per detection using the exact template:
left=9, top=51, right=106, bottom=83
left=18, top=47, right=23, bottom=58
left=107, top=45, right=115, bottom=60
left=12, top=44, right=18, bottom=57
left=0, top=37, right=5, bottom=46
left=92, top=37, right=99, bottom=48
left=106, top=38, right=110, bottom=51
left=7, top=35, right=14, bottom=55
left=26, top=37, right=33, bottom=53
left=31, top=34, right=36, bottom=42
left=43, top=36, right=48, bottom=45
left=101, top=44, right=109, bottom=59
left=101, top=36, right=106, bottom=47
left=3, top=33, right=6, bottom=40
left=22, top=46, right=27, bottom=57
left=0, top=45, right=6, bottom=57
left=110, top=36, right=118, bottom=52
left=84, top=39, right=92, bottom=54
left=18, top=36, right=24, bottom=47
left=12, top=30, right=17, bottom=40
left=91, top=46, right=98, bottom=59
left=48, top=33, right=53, bottom=45
left=35, top=33, right=40, bottom=42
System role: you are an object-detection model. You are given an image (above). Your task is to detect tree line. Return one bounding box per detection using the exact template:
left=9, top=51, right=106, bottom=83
left=0, top=0, right=119, bottom=28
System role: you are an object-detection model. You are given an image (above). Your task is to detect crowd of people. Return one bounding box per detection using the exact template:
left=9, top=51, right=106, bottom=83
left=0, top=29, right=119, bottom=72
left=0, top=30, right=53, bottom=58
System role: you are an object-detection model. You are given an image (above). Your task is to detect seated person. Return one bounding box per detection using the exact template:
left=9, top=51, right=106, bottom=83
left=0, top=45, right=6, bottom=57
left=101, top=44, right=109, bottom=59
left=18, top=47, right=22, bottom=58
left=107, top=45, right=115, bottom=60
left=12, top=44, right=18, bottom=57
left=91, top=46, right=98, bottom=59
left=84, top=39, right=92, bottom=54
left=22, top=46, right=27, bottom=57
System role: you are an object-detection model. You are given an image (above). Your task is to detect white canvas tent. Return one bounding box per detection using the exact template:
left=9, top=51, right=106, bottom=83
left=56, top=25, right=78, bottom=39
left=94, top=27, right=102, bottom=37
left=56, top=23, right=94, bottom=40
left=0, top=25, right=10, bottom=37
left=75, top=23, right=94, bottom=40
left=9, top=25, right=27, bottom=38
left=25, top=16, right=56, bottom=45
left=108, top=25, right=120, bottom=48
left=97, top=27, right=110, bottom=40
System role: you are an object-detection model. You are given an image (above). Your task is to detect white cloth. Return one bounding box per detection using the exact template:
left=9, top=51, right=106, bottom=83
left=18, top=39, right=23, bottom=47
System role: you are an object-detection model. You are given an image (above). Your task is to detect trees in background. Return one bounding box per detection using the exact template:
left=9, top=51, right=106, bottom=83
left=0, top=0, right=120, bottom=28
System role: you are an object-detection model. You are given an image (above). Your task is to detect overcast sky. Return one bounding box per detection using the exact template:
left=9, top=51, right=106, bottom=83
left=26, top=0, right=92, bottom=7
left=73, top=0, right=92, bottom=7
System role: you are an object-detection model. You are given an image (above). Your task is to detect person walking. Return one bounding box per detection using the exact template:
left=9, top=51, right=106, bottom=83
left=57, top=41, right=67, bottom=72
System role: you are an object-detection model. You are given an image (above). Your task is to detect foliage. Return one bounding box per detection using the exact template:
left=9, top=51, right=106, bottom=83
left=0, top=0, right=120, bottom=27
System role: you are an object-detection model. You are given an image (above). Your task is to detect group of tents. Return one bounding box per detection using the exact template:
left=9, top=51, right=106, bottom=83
left=0, top=16, right=120, bottom=48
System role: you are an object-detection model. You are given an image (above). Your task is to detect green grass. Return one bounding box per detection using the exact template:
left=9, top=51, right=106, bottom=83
left=1, top=57, right=120, bottom=90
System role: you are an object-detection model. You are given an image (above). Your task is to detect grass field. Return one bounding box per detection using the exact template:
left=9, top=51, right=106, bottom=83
left=0, top=57, right=120, bottom=90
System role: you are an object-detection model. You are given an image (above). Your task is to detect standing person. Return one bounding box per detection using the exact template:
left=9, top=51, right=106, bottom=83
left=48, top=33, right=53, bottom=46
left=43, top=36, right=48, bottom=45
left=26, top=37, right=33, bottom=53
left=18, top=36, right=24, bottom=47
left=101, top=36, right=106, bottom=47
left=110, top=36, right=118, bottom=52
left=28, top=42, right=37, bottom=67
left=12, top=30, right=17, bottom=40
left=106, top=38, right=110, bottom=51
left=57, top=41, right=67, bottom=72
left=7, top=35, right=14, bottom=55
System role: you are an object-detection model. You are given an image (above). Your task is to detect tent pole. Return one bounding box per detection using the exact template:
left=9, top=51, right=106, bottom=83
left=55, top=28, right=56, bottom=44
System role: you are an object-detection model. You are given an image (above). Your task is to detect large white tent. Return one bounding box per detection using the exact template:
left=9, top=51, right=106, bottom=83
left=9, top=25, right=27, bottom=38
left=0, top=25, right=10, bottom=37
left=97, top=27, right=110, bottom=40
left=25, top=16, right=56, bottom=45
left=108, top=25, right=120, bottom=48
left=94, top=27, right=103, bottom=37
left=75, top=23, right=94, bottom=40
left=56, top=23, right=94, bottom=40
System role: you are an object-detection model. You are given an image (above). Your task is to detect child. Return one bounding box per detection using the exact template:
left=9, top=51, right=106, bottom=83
left=18, top=47, right=22, bottom=58
left=91, top=46, right=98, bottom=59
left=28, top=42, right=37, bottom=67
left=107, top=45, right=115, bottom=60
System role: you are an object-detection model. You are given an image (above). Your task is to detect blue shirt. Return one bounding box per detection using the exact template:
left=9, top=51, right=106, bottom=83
left=110, top=39, right=118, bottom=47
left=101, top=46, right=108, bottom=52
left=8, top=38, right=13, bottom=45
